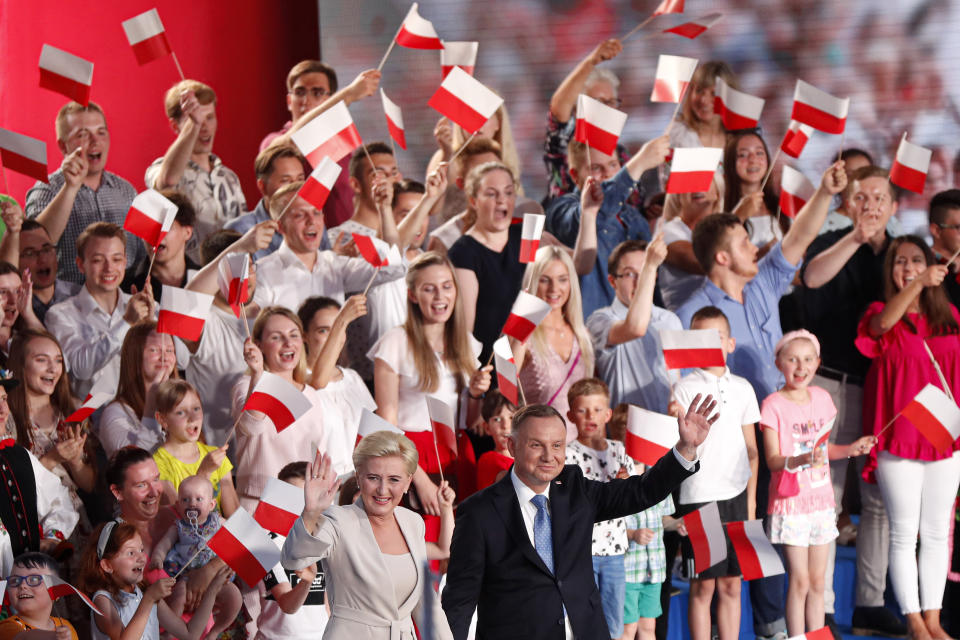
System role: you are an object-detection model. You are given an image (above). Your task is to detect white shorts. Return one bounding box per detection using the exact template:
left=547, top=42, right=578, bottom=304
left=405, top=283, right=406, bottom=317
left=768, top=508, right=838, bottom=546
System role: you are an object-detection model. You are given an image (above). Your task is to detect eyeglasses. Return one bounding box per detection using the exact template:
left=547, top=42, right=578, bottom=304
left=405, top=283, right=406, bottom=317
left=612, top=271, right=640, bottom=281
left=6, top=574, right=45, bottom=588
left=20, top=245, right=56, bottom=261
left=937, top=223, right=960, bottom=231
left=597, top=97, right=622, bottom=108
left=291, top=87, right=331, bottom=100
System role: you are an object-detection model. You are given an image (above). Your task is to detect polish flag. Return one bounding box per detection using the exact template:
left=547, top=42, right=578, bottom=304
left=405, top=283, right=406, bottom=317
left=38, top=45, right=94, bottom=106
left=713, top=77, right=764, bottom=130
left=787, top=627, right=834, bottom=640
left=395, top=3, right=444, bottom=50
left=890, top=134, right=932, bottom=194
left=65, top=391, right=113, bottom=423
left=781, top=121, right=814, bottom=159
left=901, top=383, right=960, bottom=453
left=779, top=165, right=816, bottom=219
left=492, top=336, right=519, bottom=406
left=426, top=395, right=457, bottom=455
left=664, top=13, right=723, bottom=39
left=790, top=80, right=849, bottom=135
left=243, top=371, right=314, bottom=433
left=665, top=147, right=723, bottom=194
left=653, top=0, right=684, bottom=14
left=299, top=156, right=342, bottom=211
left=519, top=213, right=546, bottom=264
left=353, top=234, right=401, bottom=268
left=207, top=508, right=281, bottom=587
left=441, top=41, right=478, bottom=78
left=626, top=406, right=679, bottom=466
left=356, top=408, right=404, bottom=445
left=254, top=477, right=304, bottom=536
left=45, top=575, right=103, bottom=615
left=291, top=101, right=363, bottom=166
left=428, top=67, right=504, bottom=135
left=0, top=128, right=48, bottom=183
left=683, top=502, right=727, bottom=574
left=380, top=89, right=407, bottom=150
left=726, top=520, right=785, bottom=581
left=122, top=9, right=172, bottom=66
left=157, top=286, right=214, bottom=342
left=813, top=417, right=836, bottom=450
left=123, top=189, right=178, bottom=247
left=574, top=94, right=628, bottom=156
left=217, top=252, right=250, bottom=318
left=650, top=54, right=697, bottom=103
left=501, top=291, right=552, bottom=343
left=661, top=328, right=725, bottom=369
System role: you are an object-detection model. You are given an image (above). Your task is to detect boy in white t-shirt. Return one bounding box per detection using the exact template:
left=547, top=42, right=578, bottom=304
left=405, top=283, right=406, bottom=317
left=672, top=306, right=760, bottom=640
left=565, top=378, right=636, bottom=640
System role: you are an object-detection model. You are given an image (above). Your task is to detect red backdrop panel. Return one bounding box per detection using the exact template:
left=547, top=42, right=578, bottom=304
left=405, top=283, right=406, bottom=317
left=0, top=0, right=319, bottom=207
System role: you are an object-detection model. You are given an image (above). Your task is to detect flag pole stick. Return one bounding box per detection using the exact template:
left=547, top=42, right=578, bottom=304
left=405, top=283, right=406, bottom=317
left=758, top=147, right=782, bottom=194
left=876, top=411, right=902, bottom=439
left=377, top=21, right=404, bottom=72
left=621, top=15, right=656, bottom=42
left=362, top=266, right=381, bottom=296
left=447, top=131, right=477, bottom=165
left=517, top=376, right=527, bottom=407
left=171, top=52, right=186, bottom=81
left=0, top=165, right=8, bottom=195
left=273, top=193, right=296, bottom=222
left=837, top=130, right=846, bottom=164
left=145, top=246, right=159, bottom=281
left=944, top=244, right=960, bottom=269
left=922, top=340, right=955, bottom=402
left=431, top=428, right=445, bottom=485
left=239, top=302, right=252, bottom=341
left=171, top=542, right=208, bottom=580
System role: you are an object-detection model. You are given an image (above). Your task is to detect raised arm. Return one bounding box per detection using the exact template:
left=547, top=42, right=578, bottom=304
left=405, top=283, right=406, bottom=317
left=607, top=234, right=666, bottom=345
left=624, top=135, right=671, bottom=181
left=308, top=295, right=367, bottom=389
left=186, top=220, right=277, bottom=295
left=802, top=212, right=884, bottom=288
left=0, top=200, right=23, bottom=267
left=33, top=143, right=89, bottom=243
left=781, top=161, right=847, bottom=265
left=572, top=177, right=601, bottom=275
left=549, top=39, right=622, bottom=123
left=867, top=263, right=948, bottom=336
left=274, top=70, right=381, bottom=145
left=149, top=91, right=202, bottom=190
left=398, top=164, right=447, bottom=250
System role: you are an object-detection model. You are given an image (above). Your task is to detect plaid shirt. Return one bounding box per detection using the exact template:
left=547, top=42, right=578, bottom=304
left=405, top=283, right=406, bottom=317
left=25, top=170, right=148, bottom=284
left=623, top=494, right=675, bottom=584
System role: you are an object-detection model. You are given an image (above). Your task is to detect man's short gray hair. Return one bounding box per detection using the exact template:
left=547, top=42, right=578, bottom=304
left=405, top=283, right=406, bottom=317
left=586, top=68, right=620, bottom=96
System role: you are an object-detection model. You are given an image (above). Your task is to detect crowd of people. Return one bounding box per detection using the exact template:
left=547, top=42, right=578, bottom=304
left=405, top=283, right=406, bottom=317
left=0, top=24, right=959, bottom=640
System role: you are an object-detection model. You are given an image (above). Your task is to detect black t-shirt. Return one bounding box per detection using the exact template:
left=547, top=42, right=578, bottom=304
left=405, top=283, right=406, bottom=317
left=448, top=223, right=525, bottom=362
left=121, top=255, right=202, bottom=301
left=780, top=229, right=890, bottom=379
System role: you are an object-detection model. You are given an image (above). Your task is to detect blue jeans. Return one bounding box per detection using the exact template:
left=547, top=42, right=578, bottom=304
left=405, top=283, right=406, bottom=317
left=592, top=554, right=626, bottom=638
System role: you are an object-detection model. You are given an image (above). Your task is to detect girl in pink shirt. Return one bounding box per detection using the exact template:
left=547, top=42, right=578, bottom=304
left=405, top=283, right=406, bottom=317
left=761, top=329, right=875, bottom=637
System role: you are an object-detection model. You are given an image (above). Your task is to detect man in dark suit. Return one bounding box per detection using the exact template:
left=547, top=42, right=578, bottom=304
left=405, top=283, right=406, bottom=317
left=442, top=399, right=717, bottom=640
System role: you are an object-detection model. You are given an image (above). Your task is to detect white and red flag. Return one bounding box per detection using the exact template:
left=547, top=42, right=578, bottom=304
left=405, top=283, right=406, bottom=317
left=574, top=94, right=628, bottom=156
left=502, top=291, right=552, bottom=343
left=380, top=89, right=407, bottom=150
left=243, top=372, right=314, bottom=433
left=217, top=252, right=250, bottom=318
left=781, top=121, right=814, bottom=159
left=901, top=383, right=960, bottom=453
left=428, top=67, right=503, bottom=135
left=787, top=627, right=834, bottom=640
left=713, top=77, right=764, bottom=130
left=298, top=156, right=342, bottom=211
left=65, top=390, right=113, bottom=423
left=291, top=100, right=363, bottom=166
left=626, top=406, right=679, bottom=466
left=124, top=189, right=177, bottom=247
left=653, top=0, right=684, bottom=14
left=726, top=520, right=785, bottom=580
left=665, top=147, right=723, bottom=194
left=779, top=165, right=816, bottom=219
left=790, top=80, right=849, bottom=135
left=157, top=286, right=213, bottom=342
left=492, top=336, right=519, bottom=406
left=121, top=9, right=172, bottom=66
left=353, top=234, right=401, bottom=268
left=813, top=417, right=835, bottom=450
left=890, top=134, right=932, bottom=194
left=650, top=54, right=697, bottom=103
left=357, top=409, right=404, bottom=445
left=426, top=395, right=457, bottom=455
left=519, top=213, right=546, bottom=264
left=45, top=575, right=103, bottom=615
left=0, top=128, right=48, bottom=183
left=664, top=13, right=723, bottom=39
left=661, top=328, right=725, bottom=369
left=395, top=3, right=444, bottom=50
left=441, top=41, right=478, bottom=78
left=683, top=502, right=727, bottom=574
left=208, top=508, right=281, bottom=587
left=39, top=45, right=94, bottom=106
left=254, top=477, right=304, bottom=536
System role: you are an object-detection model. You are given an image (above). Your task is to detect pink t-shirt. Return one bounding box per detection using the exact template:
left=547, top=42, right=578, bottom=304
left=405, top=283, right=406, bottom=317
left=760, top=386, right=838, bottom=515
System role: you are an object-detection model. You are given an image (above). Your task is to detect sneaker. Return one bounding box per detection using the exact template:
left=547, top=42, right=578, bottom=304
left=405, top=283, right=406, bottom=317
left=824, top=613, right=842, bottom=640
left=851, top=606, right=907, bottom=638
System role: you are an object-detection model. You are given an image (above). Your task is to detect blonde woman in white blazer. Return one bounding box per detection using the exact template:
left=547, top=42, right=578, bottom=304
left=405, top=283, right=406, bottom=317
left=282, top=432, right=454, bottom=640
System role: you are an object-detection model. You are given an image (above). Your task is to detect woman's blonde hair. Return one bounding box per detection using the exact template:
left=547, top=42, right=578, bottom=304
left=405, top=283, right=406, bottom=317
left=462, top=161, right=517, bottom=233
left=451, top=102, right=523, bottom=196
left=353, top=431, right=419, bottom=476
left=679, top=61, right=738, bottom=130
left=404, top=252, right=477, bottom=393
left=521, top=247, right=594, bottom=375
left=252, top=307, right=308, bottom=384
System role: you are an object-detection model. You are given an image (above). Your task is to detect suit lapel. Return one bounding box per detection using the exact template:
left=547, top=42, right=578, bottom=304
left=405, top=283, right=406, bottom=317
left=490, top=471, right=553, bottom=577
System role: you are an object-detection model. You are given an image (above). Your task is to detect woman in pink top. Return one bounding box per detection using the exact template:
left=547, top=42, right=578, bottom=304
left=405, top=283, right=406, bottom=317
left=856, top=236, right=960, bottom=640
left=513, top=246, right=593, bottom=442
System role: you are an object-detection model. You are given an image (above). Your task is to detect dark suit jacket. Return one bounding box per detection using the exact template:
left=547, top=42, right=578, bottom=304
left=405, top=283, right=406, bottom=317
left=441, top=450, right=696, bottom=640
